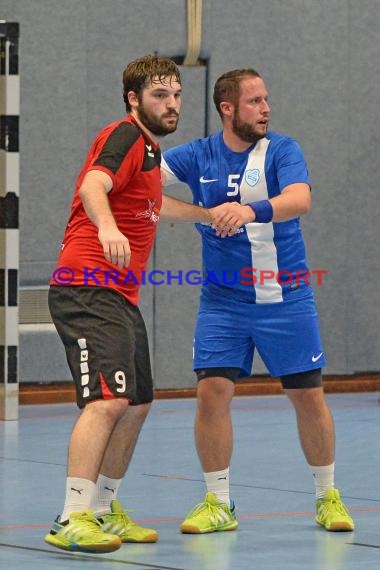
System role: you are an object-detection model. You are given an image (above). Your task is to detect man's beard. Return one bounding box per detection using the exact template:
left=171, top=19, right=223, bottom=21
left=232, top=110, right=267, bottom=143
left=137, top=103, right=179, bottom=136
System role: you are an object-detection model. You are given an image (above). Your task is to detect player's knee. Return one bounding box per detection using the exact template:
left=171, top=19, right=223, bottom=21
left=197, top=377, right=234, bottom=410
left=87, top=396, right=130, bottom=421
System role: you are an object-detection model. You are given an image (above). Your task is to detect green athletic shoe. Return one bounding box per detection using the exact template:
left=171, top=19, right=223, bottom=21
left=99, top=500, right=159, bottom=543
left=315, top=488, right=355, bottom=531
left=180, top=492, right=238, bottom=534
left=44, top=509, right=122, bottom=553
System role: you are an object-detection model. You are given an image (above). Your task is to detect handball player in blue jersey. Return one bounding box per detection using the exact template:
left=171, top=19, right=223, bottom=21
left=161, top=68, right=354, bottom=533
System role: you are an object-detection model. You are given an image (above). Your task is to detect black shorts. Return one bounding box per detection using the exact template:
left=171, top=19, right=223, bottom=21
left=48, top=286, right=153, bottom=408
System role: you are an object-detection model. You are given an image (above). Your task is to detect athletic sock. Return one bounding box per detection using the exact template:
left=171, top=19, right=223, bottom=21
left=92, top=474, right=123, bottom=516
left=60, top=477, right=96, bottom=522
left=309, top=462, right=335, bottom=499
left=204, top=467, right=230, bottom=505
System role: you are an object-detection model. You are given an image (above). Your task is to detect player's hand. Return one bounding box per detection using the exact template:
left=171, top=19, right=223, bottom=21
left=208, top=202, right=255, bottom=238
left=98, top=226, right=131, bottom=268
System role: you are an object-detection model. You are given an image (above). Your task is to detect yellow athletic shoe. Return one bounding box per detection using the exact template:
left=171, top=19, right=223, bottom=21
left=180, top=492, right=238, bottom=534
left=99, top=500, right=158, bottom=543
left=44, top=509, right=122, bottom=553
left=315, top=488, right=355, bottom=531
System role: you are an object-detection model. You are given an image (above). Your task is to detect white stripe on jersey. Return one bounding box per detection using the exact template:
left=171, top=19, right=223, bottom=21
left=239, top=138, right=283, bottom=304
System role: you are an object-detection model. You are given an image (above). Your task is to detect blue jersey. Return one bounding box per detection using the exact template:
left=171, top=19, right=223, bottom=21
left=162, top=131, right=312, bottom=304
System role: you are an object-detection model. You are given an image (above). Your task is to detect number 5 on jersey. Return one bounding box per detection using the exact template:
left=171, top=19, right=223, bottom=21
left=227, top=174, right=240, bottom=197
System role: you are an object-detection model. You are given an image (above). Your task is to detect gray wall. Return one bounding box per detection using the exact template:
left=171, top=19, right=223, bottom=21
left=1, top=0, right=379, bottom=385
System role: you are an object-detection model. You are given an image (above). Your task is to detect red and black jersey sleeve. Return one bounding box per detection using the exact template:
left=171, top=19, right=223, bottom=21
left=86, top=118, right=160, bottom=192
left=92, top=122, right=140, bottom=174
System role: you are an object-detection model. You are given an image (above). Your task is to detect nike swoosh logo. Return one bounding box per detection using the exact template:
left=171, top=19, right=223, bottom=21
left=311, top=352, right=324, bottom=362
left=200, top=176, right=218, bottom=183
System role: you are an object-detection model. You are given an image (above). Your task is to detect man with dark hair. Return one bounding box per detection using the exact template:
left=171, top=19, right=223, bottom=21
left=161, top=68, right=354, bottom=534
left=45, top=55, right=186, bottom=554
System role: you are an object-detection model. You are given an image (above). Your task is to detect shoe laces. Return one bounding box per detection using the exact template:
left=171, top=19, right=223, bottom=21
left=108, top=508, right=136, bottom=529
left=189, top=499, right=230, bottom=523
left=65, top=512, right=104, bottom=535
left=319, top=497, right=349, bottom=518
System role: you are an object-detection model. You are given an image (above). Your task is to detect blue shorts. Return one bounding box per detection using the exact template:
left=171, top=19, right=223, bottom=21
left=193, top=291, right=326, bottom=378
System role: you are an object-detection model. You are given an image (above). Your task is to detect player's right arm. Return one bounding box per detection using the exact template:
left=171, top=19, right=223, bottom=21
left=78, top=169, right=131, bottom=268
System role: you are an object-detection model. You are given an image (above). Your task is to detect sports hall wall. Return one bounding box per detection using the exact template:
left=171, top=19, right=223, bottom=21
left=1, top=0, right=379, bottom=388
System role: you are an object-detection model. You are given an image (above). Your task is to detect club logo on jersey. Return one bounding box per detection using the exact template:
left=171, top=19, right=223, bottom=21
left=136, top=199, right=160, bottom=223
left=245, top=169, right=260, bottom=186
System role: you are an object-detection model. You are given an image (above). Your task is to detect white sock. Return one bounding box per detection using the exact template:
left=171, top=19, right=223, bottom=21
left=204, top=468, right=230, bottom=505
left=60, top=477, right=96, bottom=522
left=309, top=462, right=335, bottom=499
left=92, top=474, right=123, bottom=516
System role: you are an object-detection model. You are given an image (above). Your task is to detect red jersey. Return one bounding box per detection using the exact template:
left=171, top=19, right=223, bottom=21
left=51, top=115, right=162, bottom=305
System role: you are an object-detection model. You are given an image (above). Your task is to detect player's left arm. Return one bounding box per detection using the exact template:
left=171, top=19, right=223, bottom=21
left=160, top=194, right=212, bottom=223
left=161, top=194, right=245, bottom=238
left=269, top=138, right=312, bottom=221
left=267, top=182, right=311, bottom=221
